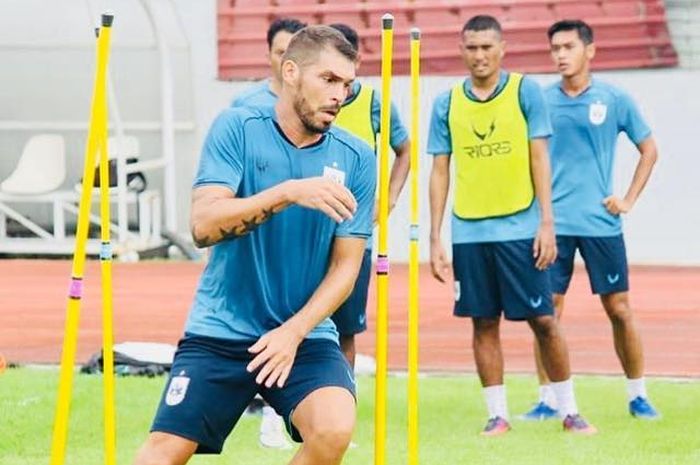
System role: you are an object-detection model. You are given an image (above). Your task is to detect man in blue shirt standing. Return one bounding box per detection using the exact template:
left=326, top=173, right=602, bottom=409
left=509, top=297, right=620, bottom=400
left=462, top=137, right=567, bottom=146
left=328, top=22, right=410, bottom=370
left=428, top=15, right=596, bottom=436
left=231, top=18, right=306, bottom=109
left=521, top=20, right=660, bottom=421
left=131, top=26, right=376, bottom=465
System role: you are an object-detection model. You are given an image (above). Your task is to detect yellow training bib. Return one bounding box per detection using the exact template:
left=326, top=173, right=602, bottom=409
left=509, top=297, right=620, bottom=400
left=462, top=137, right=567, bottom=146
left=448, top=73, right=534, bottom=219
left=335, top=83, right=376, bottom=150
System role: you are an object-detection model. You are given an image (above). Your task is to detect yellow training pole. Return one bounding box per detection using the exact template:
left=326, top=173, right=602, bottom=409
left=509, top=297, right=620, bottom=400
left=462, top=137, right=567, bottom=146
left=96, top=16, right=116, bottom=465
left=375, top=13, right=393, bottom=465
left=407, top=27, right=421, bottom=465
left=49, top=14, right=114, bottom=465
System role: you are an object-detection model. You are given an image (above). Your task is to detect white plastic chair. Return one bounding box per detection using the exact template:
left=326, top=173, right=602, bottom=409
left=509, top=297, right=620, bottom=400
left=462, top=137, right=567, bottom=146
left=107, top=135, right=139, bottom=161
left=1, top=134, right=66, bottom=194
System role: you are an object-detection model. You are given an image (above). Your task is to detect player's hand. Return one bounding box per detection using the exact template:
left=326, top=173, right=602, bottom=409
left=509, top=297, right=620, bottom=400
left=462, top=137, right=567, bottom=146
left=603, top=196, right=632, bottom=215
left=533, top=221, right=557, bottom=270
left=247, top=324, right=304, bottom=388
left=286, top=178, right=357, bottom=223
left=430, top=237, right=449, bottom=283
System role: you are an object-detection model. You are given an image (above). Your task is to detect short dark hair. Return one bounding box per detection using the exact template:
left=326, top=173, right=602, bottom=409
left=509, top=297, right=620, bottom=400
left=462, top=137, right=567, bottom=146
left=329, top=23, right=359, bottom=52
left=283, top=25, right=357, bottom=68
left=462, top=15, right=502, bottom=36
left=266, top=18, right=306, bottom=49
left=547, top=20, right=594, bottom=45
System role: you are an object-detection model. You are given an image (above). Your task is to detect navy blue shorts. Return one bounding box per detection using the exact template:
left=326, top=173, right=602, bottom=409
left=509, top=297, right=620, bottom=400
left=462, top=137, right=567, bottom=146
left=452, top=240, right=554, bottom=321
left=332, top=249, right=372, bottom=336
left=551, top=234, right=629, bottom=295
left=151, top=334, right=356, bottom=454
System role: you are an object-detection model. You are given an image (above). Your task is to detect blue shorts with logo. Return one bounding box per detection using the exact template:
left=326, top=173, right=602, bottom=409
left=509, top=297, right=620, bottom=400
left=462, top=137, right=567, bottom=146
left=452, top=239, right=554, bottom=320
left=332, top=249, right=372, bottom=336
left=151, top=334, right=356, bottom=454
left=551, top=234, right=629, bottom=295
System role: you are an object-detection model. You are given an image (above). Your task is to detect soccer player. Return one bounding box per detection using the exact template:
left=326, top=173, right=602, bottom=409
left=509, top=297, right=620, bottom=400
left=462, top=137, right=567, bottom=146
left=231, top=17, right=307, bottom=449
left=131, top=26, right=376, bottom=465
left=328, top=22, right=410, bottom=369
left=231, top=18, right=306, bottom=108
left=427, top=15, right=596, bottom=436
left=520, top=19, right=660, bottom=421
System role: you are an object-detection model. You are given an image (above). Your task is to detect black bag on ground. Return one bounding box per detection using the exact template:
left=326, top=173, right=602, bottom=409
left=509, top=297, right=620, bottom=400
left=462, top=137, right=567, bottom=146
left=81, top=342, right=175, bottom=377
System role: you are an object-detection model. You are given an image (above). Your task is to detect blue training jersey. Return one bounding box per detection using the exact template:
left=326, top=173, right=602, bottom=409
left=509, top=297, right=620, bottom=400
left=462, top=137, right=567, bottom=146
left=545, top=79, right=651, bottom=237
left=427, top=71, right=552, bottom=244
left=230, top=79, right=277, bottom=109
left=186, top=106, right=377, bottom=342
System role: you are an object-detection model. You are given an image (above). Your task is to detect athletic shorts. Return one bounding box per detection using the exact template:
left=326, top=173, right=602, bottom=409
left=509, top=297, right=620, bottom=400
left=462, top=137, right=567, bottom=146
left=150, top=334, right=356, bottom=453
left=452, top=239, right=554, bottom=320
left=551, top=234, right=629, bottom=295
left=332, top=249, right=372, bottom=336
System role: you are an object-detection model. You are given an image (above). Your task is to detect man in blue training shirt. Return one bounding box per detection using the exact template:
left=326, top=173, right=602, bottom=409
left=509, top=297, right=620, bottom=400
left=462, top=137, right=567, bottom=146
left=521, top=19, right=660, bottom=421
left=131, top=26, right=376, bottom=465
left=231, top=17, right=306, bottom=109
left=328, top=22, right=410, bottom=370
left=428, top=15, right=596, bottom=436
left=232, top=18, right=315, bottom=451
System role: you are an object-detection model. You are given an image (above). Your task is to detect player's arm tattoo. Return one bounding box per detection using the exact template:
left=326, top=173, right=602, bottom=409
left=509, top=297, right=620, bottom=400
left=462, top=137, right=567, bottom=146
left=192, top=207, right=277, bottom=248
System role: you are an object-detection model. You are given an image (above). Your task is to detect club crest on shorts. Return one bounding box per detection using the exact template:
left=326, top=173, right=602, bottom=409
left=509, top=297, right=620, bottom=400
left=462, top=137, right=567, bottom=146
left=165, top=371, right=190, bottom=406
left=589, top=101, right=607, bottom=126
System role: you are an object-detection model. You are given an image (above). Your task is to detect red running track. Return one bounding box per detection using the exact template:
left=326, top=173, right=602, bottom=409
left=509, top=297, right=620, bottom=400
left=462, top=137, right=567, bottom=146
left=0, top=260, right=698, bottom=376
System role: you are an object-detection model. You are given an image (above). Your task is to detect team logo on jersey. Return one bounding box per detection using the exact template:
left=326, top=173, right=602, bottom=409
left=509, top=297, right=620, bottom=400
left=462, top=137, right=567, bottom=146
left=472, top=119, right=496, bottom=141
left=454, top=281, right=461, bottom=301
left=256, top=159, right=269, bottom=172
left=589, top=101, right=607, bottom=126
left=323, top=164, right=346, bottom=185
left=165, top=371, right=190, bottom=406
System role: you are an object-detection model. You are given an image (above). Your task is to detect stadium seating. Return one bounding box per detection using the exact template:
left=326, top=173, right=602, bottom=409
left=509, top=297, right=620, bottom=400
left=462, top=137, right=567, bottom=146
left=218, top=0, right=678, bottom=79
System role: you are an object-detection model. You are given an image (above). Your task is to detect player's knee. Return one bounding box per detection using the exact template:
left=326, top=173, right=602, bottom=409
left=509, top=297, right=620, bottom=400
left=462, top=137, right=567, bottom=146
left=473, top=317, right=500, bottom=335
left=304, top=420, right=354, bottom=460
left=132, top=434, right=194, bottom=465
left=529, top=315, right=559, bottom=340
left=602, top=294, right=632, bottom=323
left=132, top=444, right=177, bottom=465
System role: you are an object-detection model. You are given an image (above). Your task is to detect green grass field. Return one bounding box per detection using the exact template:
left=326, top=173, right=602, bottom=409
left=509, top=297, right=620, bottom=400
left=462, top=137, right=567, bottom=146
left=1, top=368, right=698, bottom=465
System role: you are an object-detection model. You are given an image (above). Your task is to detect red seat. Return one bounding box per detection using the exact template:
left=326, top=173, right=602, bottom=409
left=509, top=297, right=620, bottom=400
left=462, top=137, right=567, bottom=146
left=554, top=2, right=606, bottom=20
left=232, top=0, right=271, bottom=7
left=603, top=1, right=642, bottom=18
left=503, top=4, right=555, bottom=22
left=274, top=0, right=321, bottom=5
left=217, top=0, right=678, bottom=78
left=321, top=12, right=366, bottom=31
left=413, top=8, right=462, bottom=29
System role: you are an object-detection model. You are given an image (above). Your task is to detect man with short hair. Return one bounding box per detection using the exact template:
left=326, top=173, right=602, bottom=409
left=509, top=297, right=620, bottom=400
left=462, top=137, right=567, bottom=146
left=131, top=26, right=376, bottom=465
left=520, top=19, right=660, bottom=421
left=428, top=15, right=596, bottom=435
left=231, top=17, right=307, bottom=450
left=329, top=22, right=411, bottom=369
left=231, top=17, right=306, bottom=108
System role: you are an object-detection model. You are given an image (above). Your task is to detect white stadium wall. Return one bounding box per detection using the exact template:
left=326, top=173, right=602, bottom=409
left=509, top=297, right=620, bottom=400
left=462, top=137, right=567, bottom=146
left=1, top=0, right=698, bottom=264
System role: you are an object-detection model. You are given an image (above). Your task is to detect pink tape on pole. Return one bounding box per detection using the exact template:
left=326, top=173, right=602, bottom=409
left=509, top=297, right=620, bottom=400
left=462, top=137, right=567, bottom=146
left=376, top=255, right=389, bottom=275
left=68, top=278, right=83, bottom=299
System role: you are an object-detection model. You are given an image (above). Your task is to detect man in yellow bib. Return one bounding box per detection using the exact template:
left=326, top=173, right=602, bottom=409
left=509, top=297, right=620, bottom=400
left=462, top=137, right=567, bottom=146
left=428, top=15, right=596, bottom=436
left=329, top=23, right=410, bottom=369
